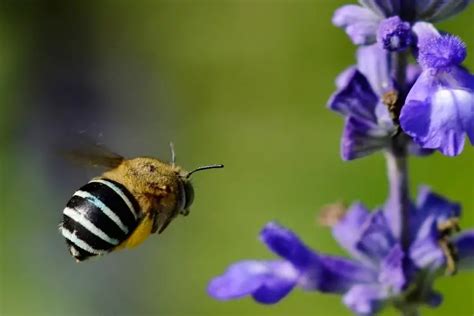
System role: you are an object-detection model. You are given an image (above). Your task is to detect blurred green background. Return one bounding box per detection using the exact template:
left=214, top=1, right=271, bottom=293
left=1, top=1, right=473, bottom=315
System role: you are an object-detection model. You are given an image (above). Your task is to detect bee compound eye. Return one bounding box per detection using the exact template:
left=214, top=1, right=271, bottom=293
left=183, top=182, right=194, bottom=210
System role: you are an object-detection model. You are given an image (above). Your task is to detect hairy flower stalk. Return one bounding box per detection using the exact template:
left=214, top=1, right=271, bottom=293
left=208, top=1, right=474, bottom=315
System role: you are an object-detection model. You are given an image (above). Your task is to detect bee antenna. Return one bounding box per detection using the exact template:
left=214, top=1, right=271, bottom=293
left=169, top=142, right=176, bottom=166
left=186, top=164, right=224, bottom=178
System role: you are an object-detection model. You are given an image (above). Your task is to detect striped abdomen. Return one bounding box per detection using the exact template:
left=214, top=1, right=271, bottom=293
left=60, top=178, right=140, bottom=261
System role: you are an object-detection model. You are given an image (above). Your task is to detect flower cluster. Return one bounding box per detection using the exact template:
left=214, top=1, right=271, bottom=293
left=333, top=1, right=474, bottom=157
left=208, top=1, right=473, bottom=315
left=209, top=189, right=474, bottom=315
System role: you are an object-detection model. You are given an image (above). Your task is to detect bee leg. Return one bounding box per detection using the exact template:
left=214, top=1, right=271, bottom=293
left=157, top=215, right=174, bottom=234
left=150, top=211, right=160, bottom=234
left=180, top=209, right=190, bottom=216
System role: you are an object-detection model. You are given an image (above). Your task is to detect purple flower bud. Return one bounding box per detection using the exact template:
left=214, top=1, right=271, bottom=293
left=418, top=35, right=467, bottom=70
left=426, top=291, right=443, bottom=307
left=377, top=16, right=413, bottom=51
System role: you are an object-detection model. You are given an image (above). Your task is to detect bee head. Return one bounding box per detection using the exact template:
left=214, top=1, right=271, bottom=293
left=178, top=164, right=224, bottom=216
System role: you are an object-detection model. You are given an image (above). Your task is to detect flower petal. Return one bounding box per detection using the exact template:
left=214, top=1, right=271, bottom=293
left=453, top=230, right=474, bottom=270
left=408, top=187, right=457, bottom=270
left=406, top=64, right=422, bottom=89
left=343, top=284, right=388, bottom=316
left=328, top=70, right=378, bottom=122
left=300, top=255, right=377, bottom=293
left=260, top=222, right=377, bottom=294
left=208, top=260, right=298, bottom=303
left=423, top=89, right=470, bottom=155
left=378, top=244, right=406, bottom=291
left=357, top=44, right=392, bottom=96
left=333, top=202, right=371, bottom=258
left=336, top=66, right=357, bottom=89
left=407, top=139, right=435, bottom=156
left=355, top=210, right=396, bottom=263
left=402, top=69, right=435, bottom=101
left=251, top=262, right=299, bottom=304
left=399, top=99, right=432, bottom=145
left=410, top=216, right=445, bottom=270
left=359, top=0, right=401, bottom=17
left=412, top=21, right=440, bottom=49
left=415, top=186, right=461, bottom=226
left=260, top=222, right=315, bottom=269
left=400, top=67, right=474, bottom=156
left=341, top=116, right=391, bottom=160
left=333, top=5, right=380, bottom=45
left=416, top=0, right=471, bottom=22
left=374, top=102, right=395, bottom=132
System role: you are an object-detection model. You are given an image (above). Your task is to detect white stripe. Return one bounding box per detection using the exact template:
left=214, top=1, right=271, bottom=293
left=61, top=228, right=104, bottom=255
left=89, top=179, right=138, bottom=219
left=73, top=190, right=129, bottom=233
left=63, top=207, right=119, bottom=245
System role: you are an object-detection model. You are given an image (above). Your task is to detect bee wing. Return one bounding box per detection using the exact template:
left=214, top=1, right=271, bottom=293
left=60, top=138, right=124, bottom=169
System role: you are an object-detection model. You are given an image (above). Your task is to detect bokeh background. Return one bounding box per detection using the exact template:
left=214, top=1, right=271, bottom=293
left=1, top=1, right=473, bottom=315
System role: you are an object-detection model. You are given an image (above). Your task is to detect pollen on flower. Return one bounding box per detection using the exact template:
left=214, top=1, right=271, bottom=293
left=418, top=35, right=467, bottom=70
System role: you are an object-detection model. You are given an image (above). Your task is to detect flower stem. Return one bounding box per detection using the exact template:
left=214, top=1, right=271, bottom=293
left=386, top=51, right=410, bottom=250
left=393, top=51, right=408, bottom=89
left=385, top=145, right=410, bottom=249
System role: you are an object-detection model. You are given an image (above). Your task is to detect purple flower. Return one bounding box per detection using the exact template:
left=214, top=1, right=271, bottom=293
left=329, top=68, right=392, bottom=160
left=328, top=44, right=426, bottom=160
left=333, top=1, right=471, bottom=46
left=328, top=45, right=393, bottom=160
left=400, top=24, right=474, bottom=156
left=209, top=188, right=474, bottom=315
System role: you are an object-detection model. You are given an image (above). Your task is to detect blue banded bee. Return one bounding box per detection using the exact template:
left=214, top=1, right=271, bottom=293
left=59, top=143, right=223, bottom=262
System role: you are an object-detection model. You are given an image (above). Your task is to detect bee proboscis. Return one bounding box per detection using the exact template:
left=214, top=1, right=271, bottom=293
left=59, top=143, right=223, bottom=262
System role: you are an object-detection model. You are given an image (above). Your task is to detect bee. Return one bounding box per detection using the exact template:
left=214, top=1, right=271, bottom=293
left=59, top=143, right=223, bottom=262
